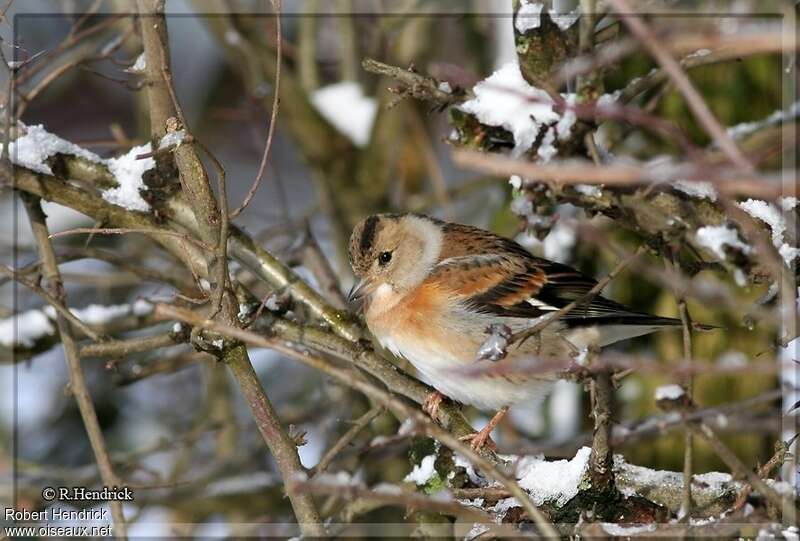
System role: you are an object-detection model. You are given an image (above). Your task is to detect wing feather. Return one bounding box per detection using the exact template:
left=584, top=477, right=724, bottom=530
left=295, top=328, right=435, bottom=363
left=424, top=221, right=680, bottom=327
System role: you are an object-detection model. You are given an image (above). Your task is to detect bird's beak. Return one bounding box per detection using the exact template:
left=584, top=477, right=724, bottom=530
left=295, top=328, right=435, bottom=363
left=347, top=278, right=370, bottom=304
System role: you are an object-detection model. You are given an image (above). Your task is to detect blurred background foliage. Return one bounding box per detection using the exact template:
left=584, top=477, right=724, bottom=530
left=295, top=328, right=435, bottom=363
left=1, top=0, right=793, bottom=531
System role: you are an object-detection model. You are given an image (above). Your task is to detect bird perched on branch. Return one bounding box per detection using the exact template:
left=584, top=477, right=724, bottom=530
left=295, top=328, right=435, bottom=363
left=347, top=213, right=684, bottom=449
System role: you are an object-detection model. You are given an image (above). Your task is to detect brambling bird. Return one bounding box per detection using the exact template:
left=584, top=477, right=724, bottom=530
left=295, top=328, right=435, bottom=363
left=347, top=213, right=682, bottom=449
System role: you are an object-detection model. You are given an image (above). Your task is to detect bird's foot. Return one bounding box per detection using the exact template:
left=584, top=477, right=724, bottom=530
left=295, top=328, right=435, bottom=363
left=459, top=429, right=498, bottom=451
left=459, top=406, right=509, bottom=451
left=422, top=391, right=444, bottom=421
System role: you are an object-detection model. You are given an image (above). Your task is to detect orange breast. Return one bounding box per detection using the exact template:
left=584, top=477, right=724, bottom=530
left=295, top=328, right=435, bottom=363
left=367, top=282, right=448, bottom=342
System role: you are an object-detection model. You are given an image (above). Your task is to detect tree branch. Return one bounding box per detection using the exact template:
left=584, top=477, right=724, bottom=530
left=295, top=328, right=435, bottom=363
left=20, top=193, right=128, bottom=539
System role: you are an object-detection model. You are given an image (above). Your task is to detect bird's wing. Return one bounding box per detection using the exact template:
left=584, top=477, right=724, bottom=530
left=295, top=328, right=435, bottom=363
left=427, top=253, right=551, bottom=318
left=429, top=223, right=680, bottom=326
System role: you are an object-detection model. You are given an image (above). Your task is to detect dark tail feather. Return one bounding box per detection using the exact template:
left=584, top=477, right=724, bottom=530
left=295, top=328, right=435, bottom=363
left=564, top=312, right=720, bottom=331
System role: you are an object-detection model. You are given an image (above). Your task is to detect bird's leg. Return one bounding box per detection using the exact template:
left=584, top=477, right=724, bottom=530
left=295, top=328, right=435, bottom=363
left=422, top=390, right=444, bottom=420
left=459, top=406, right=509, bottom=451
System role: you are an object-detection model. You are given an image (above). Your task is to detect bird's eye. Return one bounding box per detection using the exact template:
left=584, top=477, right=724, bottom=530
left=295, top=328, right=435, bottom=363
left=378, top=251, right=392, bottom=265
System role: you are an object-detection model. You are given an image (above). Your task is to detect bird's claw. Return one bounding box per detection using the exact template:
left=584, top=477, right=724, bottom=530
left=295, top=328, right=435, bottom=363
left=459, top=430, right=497, bottom=451
left=422, top=391, right=444, bottom=421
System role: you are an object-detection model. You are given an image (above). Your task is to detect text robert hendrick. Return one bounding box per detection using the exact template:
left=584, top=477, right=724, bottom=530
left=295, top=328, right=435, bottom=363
left=48, top=486, right=134, bottom=502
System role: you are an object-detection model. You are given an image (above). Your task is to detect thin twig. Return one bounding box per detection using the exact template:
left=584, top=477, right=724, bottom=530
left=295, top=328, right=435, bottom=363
left=20, top=193, right=128, bottom=539
left=48, top=227, right=214, bottom=252
left=609, top=0, right=753, bottom=172
left=0, top=265, right=102, bottom=341
left=512, top=246, right=646, bottom=345
left=313, top=406, right=383, bottom=475
left=79, top=332, right=182, bottom=359
left=451, top=150, right=785, bottom=200
left=689, top=421, right=788, bottom=512
left=230, top=0, right=282, bottom=218
left=296, top=223, right=347, bottom=309
left=731, top=439, right=791, bottom=512
left=362, top=58, right=464, bottom=107
left=668, top=254, right=695, bottom=522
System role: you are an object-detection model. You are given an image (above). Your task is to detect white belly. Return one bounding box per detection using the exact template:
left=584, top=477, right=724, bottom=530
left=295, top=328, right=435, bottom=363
left=377, top=332, right=553, bottom=411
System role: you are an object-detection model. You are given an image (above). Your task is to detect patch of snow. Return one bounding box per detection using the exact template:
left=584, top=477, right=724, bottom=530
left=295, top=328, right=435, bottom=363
left=3, top=124, right=155, bottom=212
left=516, top=446, right=591, bottom=506
left=1, top=300, right=149, bottom=348
left=310, top=82, right=377, bottom=148
left=601, top=523, right=657, bottom=536
left=237, top=303, right=253, bottom=321
left=454, top=454, right=486, bottom=487
left=2, top=124, right=102, bottom=174
left=779, top=244, right=800, bottom=265
left=537, top=126, right=557, bottom=162
left=314, top=471, right=359, bottom=487
left=172, top=322, right=183, bottom=334
left=739, top=199, right=785, bottom=245
left=264, top=294, right=283, bottom=312
left=103, top=143, right=155, bottom=212
left=739, top=198, right=798, bottom=265
left=492, top=497, right=521, bottom=519
left=132, top=299, right=153, bottom=316
left=158, top=129, right=186, bottom=150
left=551, top=9, right=580, bottom=31
left=575, top=184, right=602, bottom=198
left=674, top=179, right=718, bottom=201
left=655, top=384, right=685, bottom=401
left=695, top=224, right=750, bottom=260
left=127, top=53, right=147, bottom=73
left=556, top=94, right=577, bottom=141
left=509, top=175, right=523, bottom=190
left=596, top=90, right=623, bottom=111
left=515, top=1, right=544, bottom=33
left=766, top=478, right=796, bottom=497
left=780, top=196, right=798, bottom=211
left=727, top=101, right=800, bottom=140
left=404, top=454, right=437, bottom=485
left=0, top=309, right=55, bottom=348
left=437, top=81, right=452, bottom=93
left=694, top=471, right=732, bottom=487
left=73, top=304, right=131, bottom=325
left=476, top=323, right=512, bottom=362
left=459, top=62, right=560, bottom=157
left=543, top=220, right=576, bottom=263
left=464, top=523, right=490, bottom=540
left=614, top=458, right=681, bottom=498
left=686, top=48, right=712, bottom=59
left=459, top=497, right=484, bottom=508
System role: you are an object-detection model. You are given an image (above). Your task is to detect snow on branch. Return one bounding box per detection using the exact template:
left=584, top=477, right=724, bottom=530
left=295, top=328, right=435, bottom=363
left=4, top=124, right=155, bottom=212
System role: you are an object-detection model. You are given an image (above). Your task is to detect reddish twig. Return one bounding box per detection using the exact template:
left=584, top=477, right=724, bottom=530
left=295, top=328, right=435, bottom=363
left=609, top=0, right=753, bottom=172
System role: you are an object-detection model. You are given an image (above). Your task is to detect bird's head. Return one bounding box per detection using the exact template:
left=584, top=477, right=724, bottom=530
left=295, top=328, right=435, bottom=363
left=347, top=213, right=442, bottom=303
